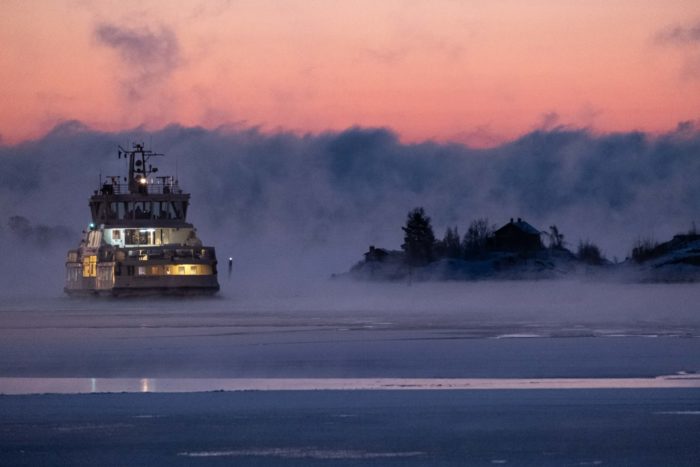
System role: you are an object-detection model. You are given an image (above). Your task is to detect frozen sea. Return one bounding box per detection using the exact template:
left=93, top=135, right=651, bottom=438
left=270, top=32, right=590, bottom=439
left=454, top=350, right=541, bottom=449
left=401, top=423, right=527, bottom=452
left=1, top=280, right=699, bottom=465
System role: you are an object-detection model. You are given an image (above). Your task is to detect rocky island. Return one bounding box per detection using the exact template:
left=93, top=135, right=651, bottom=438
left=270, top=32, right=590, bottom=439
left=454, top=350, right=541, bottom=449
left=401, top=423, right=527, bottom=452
left=343, top=208, right=700, bottom=283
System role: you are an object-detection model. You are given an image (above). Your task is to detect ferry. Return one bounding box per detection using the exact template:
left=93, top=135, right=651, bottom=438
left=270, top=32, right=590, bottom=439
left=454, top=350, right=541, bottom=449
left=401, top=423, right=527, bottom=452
left=65, top=144, right=219, bottom=296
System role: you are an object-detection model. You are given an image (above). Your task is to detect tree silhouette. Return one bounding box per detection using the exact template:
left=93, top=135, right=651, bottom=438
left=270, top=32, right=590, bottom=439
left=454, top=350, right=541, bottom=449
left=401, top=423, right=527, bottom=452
left=577, top=240, right=604, bottom=265
left=439, top=226, right=462, bottom=259
left=547, top=225, right=565, bottom=249
left=463, top=218, right=494, bottom=258
left=401, top=207, right=436, bottom=266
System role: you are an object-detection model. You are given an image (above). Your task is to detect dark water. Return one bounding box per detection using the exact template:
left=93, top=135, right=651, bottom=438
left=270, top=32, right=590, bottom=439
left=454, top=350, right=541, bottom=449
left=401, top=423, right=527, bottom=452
left=1, top=389, right=699, bottom=466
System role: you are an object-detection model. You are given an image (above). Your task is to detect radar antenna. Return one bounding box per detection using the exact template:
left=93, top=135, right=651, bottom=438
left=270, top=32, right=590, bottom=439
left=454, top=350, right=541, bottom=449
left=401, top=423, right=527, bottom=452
left=117, top=143, right=163, bottom=194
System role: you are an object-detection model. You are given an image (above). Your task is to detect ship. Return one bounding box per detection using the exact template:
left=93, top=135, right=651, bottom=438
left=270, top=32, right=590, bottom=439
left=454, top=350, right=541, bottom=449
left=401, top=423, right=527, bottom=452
left=64, top=144, right=220, bottom=296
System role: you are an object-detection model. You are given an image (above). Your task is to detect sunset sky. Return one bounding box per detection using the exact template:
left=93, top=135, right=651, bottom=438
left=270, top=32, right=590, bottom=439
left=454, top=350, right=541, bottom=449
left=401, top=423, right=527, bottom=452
left=1, top=0, right=699, bottom=146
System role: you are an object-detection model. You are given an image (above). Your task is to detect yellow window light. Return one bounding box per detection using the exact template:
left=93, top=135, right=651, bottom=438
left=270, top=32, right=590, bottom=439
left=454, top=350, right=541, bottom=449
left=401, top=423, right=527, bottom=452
left=164, top=264, right=213, bottom=276
left=82, top=255, right=97, bottom=277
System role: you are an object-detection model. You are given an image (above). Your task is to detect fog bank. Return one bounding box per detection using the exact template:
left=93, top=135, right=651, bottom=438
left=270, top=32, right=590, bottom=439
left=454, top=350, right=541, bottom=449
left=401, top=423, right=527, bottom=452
left=1, top=121, right=699, bottom=294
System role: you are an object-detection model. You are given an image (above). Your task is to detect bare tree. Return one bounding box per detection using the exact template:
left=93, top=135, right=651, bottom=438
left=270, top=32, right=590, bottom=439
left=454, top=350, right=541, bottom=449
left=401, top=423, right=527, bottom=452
left=462, top=218, right=494, bottom=258
left=547, top=225, right=565, bottom=249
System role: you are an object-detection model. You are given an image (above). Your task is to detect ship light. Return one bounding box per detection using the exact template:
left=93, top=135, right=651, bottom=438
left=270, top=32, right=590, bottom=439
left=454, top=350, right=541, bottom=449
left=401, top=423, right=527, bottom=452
left=88, top=223, right=96, bottom=230
left=138, top=177, right=147, bottom=185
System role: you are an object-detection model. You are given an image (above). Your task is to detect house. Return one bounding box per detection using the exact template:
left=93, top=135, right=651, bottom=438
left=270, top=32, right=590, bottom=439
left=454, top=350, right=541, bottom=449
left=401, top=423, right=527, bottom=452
left=491, top=218, right=544, bottom=251
left=364, top=245, right=389, bottom=262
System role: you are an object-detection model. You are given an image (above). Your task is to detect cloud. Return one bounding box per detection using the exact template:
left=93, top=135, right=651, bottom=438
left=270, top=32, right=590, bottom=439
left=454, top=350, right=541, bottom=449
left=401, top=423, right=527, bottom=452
left=1, top=122, right=699, bottom=292
left=655, top=20, right=700, bottom=79
left=535, top=112, right=561, bottom=131
left=93, top=22, right=181, bottom=99
left=656, top=21, right=700, bottom=45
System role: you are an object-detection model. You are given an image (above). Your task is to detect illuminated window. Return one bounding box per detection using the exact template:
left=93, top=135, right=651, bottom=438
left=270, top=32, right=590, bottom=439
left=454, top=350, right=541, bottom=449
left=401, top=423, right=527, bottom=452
left=138, top=266, right=146, bottom=276
left=162, top=264, right=213, bottom=275
left=82, top=256, right=97, bottom=277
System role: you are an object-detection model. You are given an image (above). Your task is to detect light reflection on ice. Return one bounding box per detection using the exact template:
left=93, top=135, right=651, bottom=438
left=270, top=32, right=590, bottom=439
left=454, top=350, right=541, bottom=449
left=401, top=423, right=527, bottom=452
left=494, top=334, right=542, bottom=339
left=1, top=375, right=700, bottom=394
left=177, top=448, right=425, bottom=459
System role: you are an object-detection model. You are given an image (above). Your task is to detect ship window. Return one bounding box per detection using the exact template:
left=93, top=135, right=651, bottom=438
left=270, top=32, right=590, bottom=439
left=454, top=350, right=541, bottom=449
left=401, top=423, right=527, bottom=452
left=97, top=202, right=108, bottom=221
left=112, top=230, right=121, bottom=240
left=125, top=229, right=153, bottom=245
left=125, top=230, right=135, bottom=244
left=133, top=202, right=151, bottom=219
left=161, top=202, right=177, bottom=219
left=137, top=266, right=146, bottom=276
left=87, top=231, right=102, bottom=248
left=127, top=265, right=135, bottom=276
left=163, top=264, right=213, bottom=275
left=171, top=202, right=183, bottom=219
left=82, top=255, right=97, bottom=277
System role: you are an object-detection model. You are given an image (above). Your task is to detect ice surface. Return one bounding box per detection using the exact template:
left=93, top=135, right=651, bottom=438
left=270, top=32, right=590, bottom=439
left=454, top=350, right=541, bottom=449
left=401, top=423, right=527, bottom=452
left=2, top=375, right=700, bottom=395
left=1, top=281, right=699, bottom=380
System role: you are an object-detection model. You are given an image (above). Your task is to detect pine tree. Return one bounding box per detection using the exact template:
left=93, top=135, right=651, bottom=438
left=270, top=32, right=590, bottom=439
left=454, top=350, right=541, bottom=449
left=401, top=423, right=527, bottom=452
left=401, top=207, right=436, bottom=266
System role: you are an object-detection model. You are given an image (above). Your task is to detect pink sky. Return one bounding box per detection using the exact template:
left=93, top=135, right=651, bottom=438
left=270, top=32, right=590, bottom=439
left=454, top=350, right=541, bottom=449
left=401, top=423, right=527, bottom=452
left=1, top=0, right=699, bottom=146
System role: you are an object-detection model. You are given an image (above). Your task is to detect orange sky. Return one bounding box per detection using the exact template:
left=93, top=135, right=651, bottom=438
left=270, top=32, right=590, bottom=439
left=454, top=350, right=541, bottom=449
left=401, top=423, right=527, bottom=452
left=1, top=0, right=699, bottom=146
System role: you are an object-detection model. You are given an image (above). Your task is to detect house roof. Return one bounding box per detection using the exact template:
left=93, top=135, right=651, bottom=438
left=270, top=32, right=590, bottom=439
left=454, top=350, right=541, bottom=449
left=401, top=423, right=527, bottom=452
left=495, top=219, right=541, bottom=236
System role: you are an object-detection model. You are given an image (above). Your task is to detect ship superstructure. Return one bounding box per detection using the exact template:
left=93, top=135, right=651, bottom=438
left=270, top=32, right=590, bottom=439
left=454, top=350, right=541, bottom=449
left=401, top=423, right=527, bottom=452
left=65, top=144, right=219, bottom=296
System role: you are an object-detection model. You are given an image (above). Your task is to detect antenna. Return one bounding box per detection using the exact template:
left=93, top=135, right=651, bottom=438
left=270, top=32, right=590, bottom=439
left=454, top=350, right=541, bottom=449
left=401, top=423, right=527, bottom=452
left=117, top=143, right=164, bottom=194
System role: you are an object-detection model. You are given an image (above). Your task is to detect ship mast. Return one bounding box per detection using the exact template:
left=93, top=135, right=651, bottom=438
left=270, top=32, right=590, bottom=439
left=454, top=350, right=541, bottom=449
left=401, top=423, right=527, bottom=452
left=118, top=143, right=163, bottom=194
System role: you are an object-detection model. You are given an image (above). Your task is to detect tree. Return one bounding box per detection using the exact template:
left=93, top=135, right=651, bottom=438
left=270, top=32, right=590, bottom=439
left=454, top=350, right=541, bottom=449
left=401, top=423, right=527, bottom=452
left=547, top=225, right=565, bottom=249
left=401, top=207, right=436, bottom=266
left=630, top=237, right=659, bottom=263
left=439, top=226, right=462, bottom=259
left=577, top=240, right=604, bottom=265
left=462, top=218, right=494, bottom=258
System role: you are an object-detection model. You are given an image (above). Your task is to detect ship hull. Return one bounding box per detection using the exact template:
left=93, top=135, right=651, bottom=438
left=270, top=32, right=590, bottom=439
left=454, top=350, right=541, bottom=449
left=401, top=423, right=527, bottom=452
left=65, top=251, right=220, bottom=298
left=64, top=285, right=219, bottom=297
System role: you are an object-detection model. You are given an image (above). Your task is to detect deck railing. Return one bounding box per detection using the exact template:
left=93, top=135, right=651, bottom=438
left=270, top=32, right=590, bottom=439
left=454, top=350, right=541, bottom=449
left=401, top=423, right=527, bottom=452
left=99, top=177, right=182, bottom=195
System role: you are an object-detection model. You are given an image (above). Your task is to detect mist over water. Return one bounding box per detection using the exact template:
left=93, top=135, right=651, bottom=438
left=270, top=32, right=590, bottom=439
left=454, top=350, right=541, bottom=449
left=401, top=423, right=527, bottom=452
left=0, top=121, right=699, bottom=300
